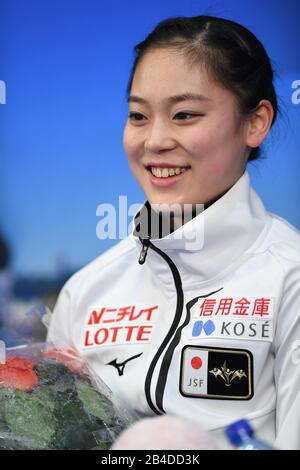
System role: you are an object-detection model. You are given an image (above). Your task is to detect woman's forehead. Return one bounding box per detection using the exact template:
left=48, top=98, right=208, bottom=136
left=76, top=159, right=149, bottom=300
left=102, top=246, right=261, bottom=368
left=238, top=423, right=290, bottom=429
left=134, top=48, right=205, bottom=78
left=131, top=50, right=230, bottom=105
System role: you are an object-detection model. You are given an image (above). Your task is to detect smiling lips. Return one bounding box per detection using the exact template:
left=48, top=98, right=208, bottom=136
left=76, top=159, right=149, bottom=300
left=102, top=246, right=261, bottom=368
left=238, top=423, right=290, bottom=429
left=146, top=163, right=191, bottom=179
left=145, top=164, right=191, bottom=186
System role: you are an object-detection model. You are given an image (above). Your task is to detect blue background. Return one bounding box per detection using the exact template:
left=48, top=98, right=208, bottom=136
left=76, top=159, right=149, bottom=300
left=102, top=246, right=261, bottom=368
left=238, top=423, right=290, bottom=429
left=0, top=0, right=299, bottom=278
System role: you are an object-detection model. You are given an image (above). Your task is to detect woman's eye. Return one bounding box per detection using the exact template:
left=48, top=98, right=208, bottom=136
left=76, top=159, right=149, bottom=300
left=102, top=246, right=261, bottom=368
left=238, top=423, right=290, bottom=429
left=128, top=112, right=146, bottom=121
left=128, top=111, right=203, bottom=122
left=174, top=112, right=200, bottom=120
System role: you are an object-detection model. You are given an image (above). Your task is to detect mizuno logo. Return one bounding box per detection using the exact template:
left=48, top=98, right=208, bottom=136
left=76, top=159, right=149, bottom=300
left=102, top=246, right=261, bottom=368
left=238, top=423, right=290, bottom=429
left=107, top=353, right=143, bottom=376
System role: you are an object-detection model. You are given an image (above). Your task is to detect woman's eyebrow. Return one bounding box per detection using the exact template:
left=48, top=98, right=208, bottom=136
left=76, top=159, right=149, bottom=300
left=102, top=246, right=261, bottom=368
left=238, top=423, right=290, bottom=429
left=127, top=93, right=212, bottom=104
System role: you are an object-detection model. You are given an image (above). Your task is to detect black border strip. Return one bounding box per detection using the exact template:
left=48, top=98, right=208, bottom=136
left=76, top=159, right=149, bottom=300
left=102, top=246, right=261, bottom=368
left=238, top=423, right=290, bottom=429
left=143, top=240, right=184, bottom=415
left=156, top=289, right=223, bottom=411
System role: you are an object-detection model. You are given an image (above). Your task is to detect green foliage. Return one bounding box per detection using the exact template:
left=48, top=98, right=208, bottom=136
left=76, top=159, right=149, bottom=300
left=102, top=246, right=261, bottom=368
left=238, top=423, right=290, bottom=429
left=4, top=389, right=55, bottom=448
left=0, top=359, right=125, bottom=449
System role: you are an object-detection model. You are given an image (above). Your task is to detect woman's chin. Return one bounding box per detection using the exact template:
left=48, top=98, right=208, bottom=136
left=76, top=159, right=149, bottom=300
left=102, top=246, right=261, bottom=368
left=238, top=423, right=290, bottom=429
left=147, top=198, right=185, bottom=210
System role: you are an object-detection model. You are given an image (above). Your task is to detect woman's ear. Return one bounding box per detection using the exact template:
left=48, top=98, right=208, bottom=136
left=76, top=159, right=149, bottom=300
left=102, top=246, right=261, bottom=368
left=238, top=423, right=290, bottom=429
left=246, top=99, right=274, bottom=149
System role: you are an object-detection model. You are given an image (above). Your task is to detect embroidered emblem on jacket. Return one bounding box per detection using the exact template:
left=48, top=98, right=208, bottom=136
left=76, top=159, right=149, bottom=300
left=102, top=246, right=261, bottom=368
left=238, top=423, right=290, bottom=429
left=180, top=345, right=253, bottom=400
left=209, top=361, right=247, bottom=386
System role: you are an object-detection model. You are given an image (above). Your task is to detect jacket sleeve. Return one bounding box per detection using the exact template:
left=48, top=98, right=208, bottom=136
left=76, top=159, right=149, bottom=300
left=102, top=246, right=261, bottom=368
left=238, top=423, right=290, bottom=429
left=273, top=258, right=300, bottom=450
left=46, top=280, right=75, bottom=349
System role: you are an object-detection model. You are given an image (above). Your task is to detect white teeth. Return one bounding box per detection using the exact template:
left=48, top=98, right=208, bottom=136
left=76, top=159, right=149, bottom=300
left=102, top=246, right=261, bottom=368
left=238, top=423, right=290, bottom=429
left=150, top=166, right=189, bottom=178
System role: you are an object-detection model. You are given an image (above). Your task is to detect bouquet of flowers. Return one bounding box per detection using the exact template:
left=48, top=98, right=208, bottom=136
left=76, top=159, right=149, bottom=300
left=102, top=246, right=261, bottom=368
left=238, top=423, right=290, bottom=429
left=0, top=343, right=128, bottom=450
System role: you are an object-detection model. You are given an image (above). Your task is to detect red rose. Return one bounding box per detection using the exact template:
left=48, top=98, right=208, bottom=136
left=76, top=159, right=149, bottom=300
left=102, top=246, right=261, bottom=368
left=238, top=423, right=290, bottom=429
left=41, top=348, right=84, bottom=373
left=5, top=356, right=36, bottom=370
left=0, top=355, right=38, bottom=392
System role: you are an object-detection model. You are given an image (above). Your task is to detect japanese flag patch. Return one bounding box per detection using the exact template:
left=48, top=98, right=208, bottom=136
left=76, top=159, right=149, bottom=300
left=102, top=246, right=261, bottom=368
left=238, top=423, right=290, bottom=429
left=180, top=345, right=253, bottom=400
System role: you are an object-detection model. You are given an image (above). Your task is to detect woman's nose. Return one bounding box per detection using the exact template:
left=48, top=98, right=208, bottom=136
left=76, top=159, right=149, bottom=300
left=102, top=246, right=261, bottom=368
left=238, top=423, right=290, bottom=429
left=144, top=119, right=176, bottom=153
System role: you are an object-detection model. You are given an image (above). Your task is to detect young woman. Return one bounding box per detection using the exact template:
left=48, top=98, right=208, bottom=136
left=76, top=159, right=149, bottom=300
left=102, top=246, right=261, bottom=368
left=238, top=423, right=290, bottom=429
left=47, top=15, right=300, bottom=449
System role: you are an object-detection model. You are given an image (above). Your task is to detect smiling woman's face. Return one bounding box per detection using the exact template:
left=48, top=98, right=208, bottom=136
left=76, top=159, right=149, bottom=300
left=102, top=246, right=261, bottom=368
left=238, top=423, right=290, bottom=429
left=123, top=48, right=250, bottom=208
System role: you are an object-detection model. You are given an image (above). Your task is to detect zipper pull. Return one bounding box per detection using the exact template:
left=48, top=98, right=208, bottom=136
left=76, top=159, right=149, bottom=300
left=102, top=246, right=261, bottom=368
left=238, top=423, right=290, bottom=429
left=138, top=238, right=150, bottom=265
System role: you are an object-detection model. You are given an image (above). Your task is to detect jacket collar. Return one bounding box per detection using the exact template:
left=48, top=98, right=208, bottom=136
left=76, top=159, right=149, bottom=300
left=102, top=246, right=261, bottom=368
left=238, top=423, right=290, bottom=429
left=130, top=170, right=269, bottom=285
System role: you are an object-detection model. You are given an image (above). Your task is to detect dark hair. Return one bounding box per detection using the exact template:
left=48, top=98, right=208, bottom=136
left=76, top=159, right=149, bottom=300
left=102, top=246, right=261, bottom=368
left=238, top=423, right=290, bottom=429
left=0, top=235, right=9, bottom=269
left=126, top=15, right=278, bottom=162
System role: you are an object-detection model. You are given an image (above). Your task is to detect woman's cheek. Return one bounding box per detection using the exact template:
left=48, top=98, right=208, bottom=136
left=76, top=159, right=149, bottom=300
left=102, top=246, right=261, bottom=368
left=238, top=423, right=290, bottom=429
left=123, top=129, right=142, bottom=163
left=185, top=124, right=219, bottom=156
left=123, top=125, right=134, bottom=154
left=123, top=127, right=130, bottom=154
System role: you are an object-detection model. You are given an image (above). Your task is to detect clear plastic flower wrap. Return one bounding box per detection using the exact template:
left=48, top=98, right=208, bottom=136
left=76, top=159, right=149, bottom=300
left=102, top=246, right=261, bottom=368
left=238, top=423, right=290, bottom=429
left=0, top=342, right=130, bottom=450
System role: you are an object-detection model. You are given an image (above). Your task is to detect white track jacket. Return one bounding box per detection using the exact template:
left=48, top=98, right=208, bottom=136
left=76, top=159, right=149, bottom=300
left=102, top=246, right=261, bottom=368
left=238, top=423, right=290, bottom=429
left=47, top=170, right=300, bottom=449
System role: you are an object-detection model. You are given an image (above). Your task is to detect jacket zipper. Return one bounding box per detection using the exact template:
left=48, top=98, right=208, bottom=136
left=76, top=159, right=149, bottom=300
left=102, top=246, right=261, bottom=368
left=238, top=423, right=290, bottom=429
left=138, top=236, right=184, bottom=415
left=138, top=237, right=151, bottom=265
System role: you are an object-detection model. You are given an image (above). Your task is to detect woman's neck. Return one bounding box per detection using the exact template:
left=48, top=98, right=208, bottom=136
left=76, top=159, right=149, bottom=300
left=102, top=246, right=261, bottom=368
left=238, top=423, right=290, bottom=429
left=168, top=193, right=225, bottom=233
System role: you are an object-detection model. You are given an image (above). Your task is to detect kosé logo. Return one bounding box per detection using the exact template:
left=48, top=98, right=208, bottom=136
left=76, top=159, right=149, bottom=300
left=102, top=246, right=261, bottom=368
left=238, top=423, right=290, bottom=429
left=190, top=318, right=273, bottom=342
left=192, top=320, right=215, bottom=337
